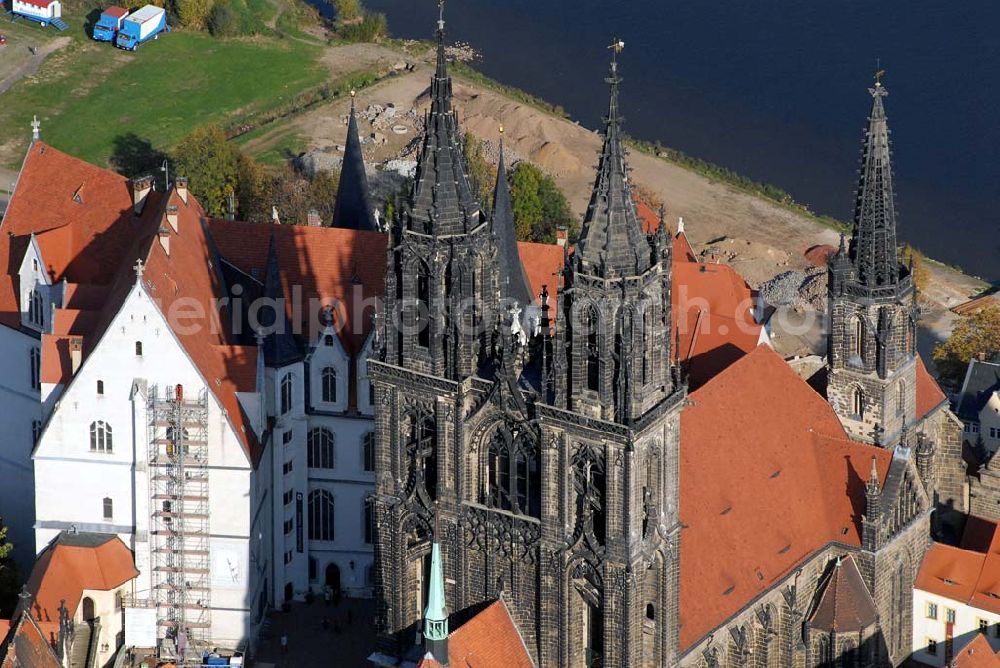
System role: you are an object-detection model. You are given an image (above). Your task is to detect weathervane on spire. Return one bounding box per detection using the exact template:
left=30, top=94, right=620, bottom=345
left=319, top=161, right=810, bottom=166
left=872, top=58, right=887, bottom=97
left=437, top=0, right=445, bottom=37
left=608, top=38, right=625, bottom=73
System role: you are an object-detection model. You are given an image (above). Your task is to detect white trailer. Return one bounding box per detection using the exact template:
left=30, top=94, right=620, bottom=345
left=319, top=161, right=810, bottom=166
left=11, top=0, right=63, bottom=27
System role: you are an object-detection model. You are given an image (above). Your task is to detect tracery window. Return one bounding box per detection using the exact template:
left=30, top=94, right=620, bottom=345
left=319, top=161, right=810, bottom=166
left=321, top=366, right=337, bottom=403
left=405, top=407, right=437, bottom=499
left=308, top=489, right=335, bottom=541
left=573, top=446, right=607, bottom=544
left=308, top=427, right=335, bottom=469
left=28, top=289, right=43, bottom=327
left=29, top=347, right=40, bottom=390
left=852, top=386, right=865, bottom=419
left=362, top=431, right=375, bottom=472
left=485, top=426, right=540, bottom=516
left=586, top=306, right=600, bottom=392
left=850, top=315, right=864, bottom=360
left=417, top=263, right=430, bottom=349
left=90, top=420, right=113, bottom=453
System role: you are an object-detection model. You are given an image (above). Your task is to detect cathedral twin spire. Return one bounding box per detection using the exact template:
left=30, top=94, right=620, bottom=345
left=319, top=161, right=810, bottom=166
left=575, top=40, right=651, bottom=278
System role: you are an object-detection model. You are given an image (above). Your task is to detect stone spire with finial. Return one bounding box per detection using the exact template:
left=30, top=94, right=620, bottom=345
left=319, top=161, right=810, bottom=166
left=423, top=505, right=449, bottom=665
left=332, top=88, right=378, bottom=231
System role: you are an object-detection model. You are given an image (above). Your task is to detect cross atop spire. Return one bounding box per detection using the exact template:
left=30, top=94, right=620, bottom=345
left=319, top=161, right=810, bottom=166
left=848, top=73, right=903, bottom=290
left=575, top=41, right=650, bottom=278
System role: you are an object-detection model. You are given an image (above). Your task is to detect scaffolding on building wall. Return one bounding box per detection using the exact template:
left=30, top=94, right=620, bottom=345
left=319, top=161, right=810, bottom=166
left=147, top=384, right=212, bottom=662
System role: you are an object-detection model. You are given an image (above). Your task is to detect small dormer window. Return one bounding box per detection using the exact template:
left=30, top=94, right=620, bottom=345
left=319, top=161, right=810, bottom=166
left=97, top=380, right=104, bottom=395
left=322, top=367, right=337, bottom=403
left=135, top=341, right=143, bottom=356
left=324, top=334, right=334, bottom=347
left=28, top=289, right=43, bottom=327
left=32, top=259, right=38, bottom=271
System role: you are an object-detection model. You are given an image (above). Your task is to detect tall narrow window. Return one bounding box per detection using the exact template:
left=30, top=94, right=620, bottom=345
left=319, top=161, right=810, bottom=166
left=28, top=289, right=43, bottom=327
left=307, top=427, right=335, bottom=469
left=362, top=431, right=375, bottom=472
left=97, top=380, right=104, bottom=395
left=90, top=421, right=113, bottom=453
left=32, top=420, right=41, bottom=445
left=308, top=489, right=335, bottom=541
left=135, top=341, right=143, bottom=356
left=852, top=386, right=865, bottom=418
left=897, top=381, right=906, bottom=416
left=321, top=367, right=337, bottom=403
left=102, top=497, right=113, bottom=521
left=280, top=373, right=293, bottom=415
left=417, top=264, right=430, bottom=349
left=586, top=307, right=600, bottom=392
left=363, top=498, right=375, bottom=544
left=29, top=347, right=40, bottom=390
left=850, top=315, right=864, bottom=360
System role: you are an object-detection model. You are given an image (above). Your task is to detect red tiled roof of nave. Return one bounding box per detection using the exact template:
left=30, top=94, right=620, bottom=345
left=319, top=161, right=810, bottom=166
left=415, top=599, right=534, bottom=668
left=916, top=518, right=1000, bottom=616
left=678, top=345, right=892, bottom=649
left=27, top=533, right=138, bottom=623
left=0, top=142, right=162, bottom=330
left=951, top=634, right=1000, bottom=668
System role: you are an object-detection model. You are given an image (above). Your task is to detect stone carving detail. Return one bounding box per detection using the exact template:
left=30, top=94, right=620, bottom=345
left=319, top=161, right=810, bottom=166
left=461, top=505, right=541, bottom=564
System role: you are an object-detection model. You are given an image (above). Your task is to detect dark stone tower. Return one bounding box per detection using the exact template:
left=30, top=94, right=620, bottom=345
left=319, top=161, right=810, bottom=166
left=827, top=76, right=918, bottom=447
left=370, top=27, right=684, bottom=667
left=332, top=93, right=378, bottom=231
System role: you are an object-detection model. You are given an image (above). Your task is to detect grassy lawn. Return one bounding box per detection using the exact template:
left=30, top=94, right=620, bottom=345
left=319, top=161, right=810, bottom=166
left=0, top=29, right=326, bottom=168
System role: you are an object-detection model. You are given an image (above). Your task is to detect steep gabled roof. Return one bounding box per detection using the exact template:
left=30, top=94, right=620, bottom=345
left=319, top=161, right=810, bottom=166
left=808, top=554, right=878, bottom=633
left=679, top=345, right=892, bottom=649
left=0, top=142, right=162, bottom=330
left=956, top=358, right=1000, bottom=421
left=26, top=532, right=138, bottom=623
left=415, top=599, right=534, bottom=668
left=0, top=609, right=60, bottom=668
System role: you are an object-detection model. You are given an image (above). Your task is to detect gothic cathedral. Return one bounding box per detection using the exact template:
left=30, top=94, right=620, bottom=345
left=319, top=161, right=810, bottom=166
left=369, top=14, right=684, bottom=667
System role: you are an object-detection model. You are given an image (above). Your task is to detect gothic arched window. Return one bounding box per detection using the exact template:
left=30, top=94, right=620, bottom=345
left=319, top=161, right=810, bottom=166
left=308, top=427, right=335, bottom=469
left=852, top=386, right=865, bottom=418
left=280, top=373, right=293, bottom=414
left=417, top=263, right=430, bottom=349
left=573, top=446, right=607, bottom=544
left=486, top=427, right=539, bottom=516
left=321, top=366, right=337, bottom=403
left=586, top=306, right=600, bottom=392
left=362, top=431, right=375, bottom=472
left=308, top=489, right=335, bottom=541
left=406, top=407, right=437, bottom=500
left=850, top=315, right=864, bottom=361
left=90, top=421, right=113, bottom=453
left=28, top=288, right=43, bottom=327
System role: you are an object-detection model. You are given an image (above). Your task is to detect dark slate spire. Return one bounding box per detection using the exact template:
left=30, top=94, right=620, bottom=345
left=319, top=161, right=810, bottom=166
left=261, top=232, right=301, bottom=367
left=575, top=40, right=650, bottom=278
left=332, top=92, right=378, bottom=231
left=849, top=74, right=902, bottom=288
left=405, top=0, right=482, bottom=236
left=492, top=130, right=534, bottom=306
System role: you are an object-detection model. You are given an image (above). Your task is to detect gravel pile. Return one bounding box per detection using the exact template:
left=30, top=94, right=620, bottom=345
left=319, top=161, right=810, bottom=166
left=760, top=267, right=828, bottom=310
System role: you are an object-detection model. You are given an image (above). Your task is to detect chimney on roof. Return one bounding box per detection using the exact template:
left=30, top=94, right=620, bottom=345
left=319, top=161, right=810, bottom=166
left=175, top=177, right=188, bottom=205
left=166, top=204, right=179, bottom=233
left=306, top=209, right=321, bottom=227
left=158, top=225, right=170, bottom=255
left=556, top=226, right=568, bottom=248
left=69, top=336, right=83, bottom=375
left=132, top=176, right=153, bottom=215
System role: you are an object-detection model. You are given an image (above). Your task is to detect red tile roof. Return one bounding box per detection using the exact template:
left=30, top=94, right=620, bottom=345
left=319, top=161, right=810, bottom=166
left=951, top=634, right=1000, bottom=668
left=916, top=355, right=947, bottom=420
left=0, top=612, right=60, bottom=668
left=103, top=5, right=129, bottom=17
left=15, top=0, right=58, bottom=9
left=679, top=345, right=892, bottom=649
left=27, top=533, right=139, bottom=624
left=808, top=554, right=878, bottom=632
left=416, top=599, right=534, bottom=668
left=916, top=518, right=1000, bottom=616
left=0, top=142, right=161, bottom=330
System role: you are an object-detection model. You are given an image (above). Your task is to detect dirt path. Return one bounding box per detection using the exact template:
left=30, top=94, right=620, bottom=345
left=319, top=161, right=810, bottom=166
left=0, top=35, right=69, bottom=96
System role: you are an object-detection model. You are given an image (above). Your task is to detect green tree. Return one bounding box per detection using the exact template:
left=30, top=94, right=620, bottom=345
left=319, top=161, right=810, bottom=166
left=508, top=161, right=576, bottom=243
left=172, top=0, right=213, bottom=29
left=902, top=244, right=931, bottom=293
left=329, top=0, right=361, bottom=22
left=510, top=162, right=543, bottom=240
left=172, top=126, right=240, bottom=218
left=933, top=304, right=1000, bottom=386
left=0, top=519, right=19, bottom=618
left=463, top=132, right=496, bottom=210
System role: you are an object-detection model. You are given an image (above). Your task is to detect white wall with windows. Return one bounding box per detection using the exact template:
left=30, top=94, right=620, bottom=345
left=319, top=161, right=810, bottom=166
left=33, top=281, right=261, bottom=650
left=912, top=587, right=1000, bottom=666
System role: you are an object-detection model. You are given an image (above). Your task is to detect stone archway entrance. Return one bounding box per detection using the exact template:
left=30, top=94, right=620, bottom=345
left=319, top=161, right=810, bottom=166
left=325, top=563, right=340, bottom=592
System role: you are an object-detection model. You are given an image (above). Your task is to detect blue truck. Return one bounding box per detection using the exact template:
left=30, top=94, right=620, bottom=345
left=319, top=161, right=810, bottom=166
left=92, top=6, right=129, bottom=42
left=114, top=4, right=167, bottom=51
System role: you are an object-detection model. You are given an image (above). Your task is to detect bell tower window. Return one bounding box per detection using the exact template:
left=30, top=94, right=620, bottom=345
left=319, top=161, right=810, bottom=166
left=586, top=306, right=600, bottom=392
left=417, top=264, right=430, bottom=349
left=852, top=386, right=865, bottom=418
left=850, top=315, right=864, bottom=361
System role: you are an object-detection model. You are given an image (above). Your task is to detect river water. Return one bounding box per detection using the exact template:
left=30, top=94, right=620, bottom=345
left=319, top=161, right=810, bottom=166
left=359, top=0, right=999, bottom=282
